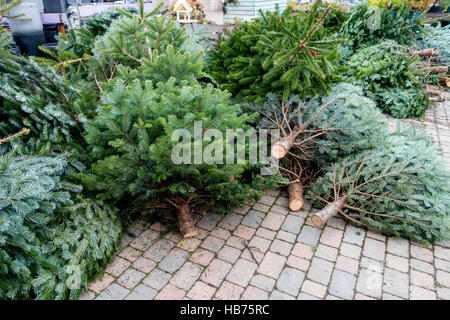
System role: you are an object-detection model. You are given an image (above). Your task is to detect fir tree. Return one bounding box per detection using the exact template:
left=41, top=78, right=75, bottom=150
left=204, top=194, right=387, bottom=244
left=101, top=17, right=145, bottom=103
left=207, top=0, right=343, bottom=102
left=306, top=127, right=450, bottom=245
left=340, top=3, right=426, bottom=57
left=0, top=140, right=121, bottom=300
left=81, top=78, right=278, bottom=237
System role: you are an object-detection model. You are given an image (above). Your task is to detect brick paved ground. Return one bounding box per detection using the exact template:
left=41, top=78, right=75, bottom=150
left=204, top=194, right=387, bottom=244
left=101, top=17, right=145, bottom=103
left=81, top=100, right=450, bottom=300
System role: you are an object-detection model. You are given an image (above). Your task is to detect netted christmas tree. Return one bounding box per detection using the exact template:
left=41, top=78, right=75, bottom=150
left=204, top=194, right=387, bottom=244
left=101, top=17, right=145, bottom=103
left=307, top=127, right=450, bottom=245
left=206, top=0, right=343, bottom=102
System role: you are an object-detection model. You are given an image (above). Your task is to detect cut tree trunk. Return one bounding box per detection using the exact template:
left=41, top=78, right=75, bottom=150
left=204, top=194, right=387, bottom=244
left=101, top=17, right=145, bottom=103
left=422, top=66, right=449, bottom=74
left=414, top=48, right=439, bottom=57
left=425, top=88, right=441, bottom=96
left=288, top=182, right=304, bottom=211
left=271, top=134, right=295, bottom=159
left=176, top=202, right=199, bottom=238
left=311, top=197, right=347, bottom=228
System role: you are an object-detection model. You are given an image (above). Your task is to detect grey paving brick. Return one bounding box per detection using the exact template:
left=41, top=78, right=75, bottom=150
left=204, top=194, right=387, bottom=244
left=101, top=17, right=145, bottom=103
left=143, top=239, right=174, bottom=262
left=297, top=226, right=322, bottom=246
left=125, top=284, right=157, bottom=300
left=241, top=210, right=265, bottom=228
left=250, top=274, right=276, bottom=292
left=281, top=215, right=304, bottom=234
left=329, top=270, right=356, bottom=300
left=276, top=267, right=305, bottom=296
left=143, top=268, right=172, bottom=290
left=159, top=248, right=190, bottom=273
left=96, top=284, right=130, bottom=300
left=117, top=268, right=146, bottom=289
left=383, top=268, right=409, bottom=299
left=307, top=257, right=334, bottom=285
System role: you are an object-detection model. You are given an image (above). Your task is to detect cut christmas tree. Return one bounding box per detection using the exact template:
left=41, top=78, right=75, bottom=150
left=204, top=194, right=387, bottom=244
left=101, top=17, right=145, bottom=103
left=307, top=127, right=450, bottom=244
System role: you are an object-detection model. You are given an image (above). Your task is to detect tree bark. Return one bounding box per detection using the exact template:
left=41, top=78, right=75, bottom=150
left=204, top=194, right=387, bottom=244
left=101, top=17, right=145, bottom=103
left=271, top=134, right=295, bottom=159
left=414, top=48, right=439, bottom=57
left=288, top=182, right=304, bottom=212
left=311, top=197, right=347, bottom=228
left=425, top=88, right=441, bottom=96
left=422, top=66, right=448, bottom=74
left=176, top=202, right=199, bottom=238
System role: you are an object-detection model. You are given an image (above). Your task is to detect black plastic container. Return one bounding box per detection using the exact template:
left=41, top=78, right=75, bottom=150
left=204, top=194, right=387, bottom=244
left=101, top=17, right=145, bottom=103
left=13, top=30, right=46, bottom=56
left=43, top=0, right=67, bottom=13
left=44, top=24, right=58, bottom=42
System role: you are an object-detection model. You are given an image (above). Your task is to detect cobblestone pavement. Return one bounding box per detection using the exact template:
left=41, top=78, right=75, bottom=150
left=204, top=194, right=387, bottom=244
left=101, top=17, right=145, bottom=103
left=82, top=100, right=450, bottom=301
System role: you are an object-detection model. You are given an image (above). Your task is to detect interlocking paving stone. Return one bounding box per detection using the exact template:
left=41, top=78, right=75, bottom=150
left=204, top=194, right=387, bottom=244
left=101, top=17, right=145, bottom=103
left=437, top=270, right=450, bottom=287
left=143, top=239, right=174, bottom=262
left=155, top=284, right=185, bottom=300
left=387, top=237, right=409, bottom=257
left=276, top=267, right=305, bottom=296
left=256, top=228, right=277, bottom=240
left=260, top=212, right=285, bottom=231
left=276, top=230, right=296, bottom=243
left=189, top=248, right=215, bottom=266
left=343, top=226, right=365, bottom=246
left=269, top=290, right=295, bottom=300
left=96, top=284, right=130, bottom=300
left=340, top=243, right=362, bottom=260
left=196, top=214, right=222, bottom=231
left=329, top=270, right=356, bottom=300
left=201, top=258, right=232, bottom=287
left=307, top=257, right=334, bottom=285
left=89, top=274, right=115, bottom=294
left=218, top=213, right=243, bottom=230
left=119, top=247, right=142, bottom=262
left=158, top=248, right=190, bottom=273
left=410, top=285, right=437, bottom=300
left=301, top=280, right=327, bottom=298
left=250, top=274, right=276, bottom=292
left=320, top=227, right=344, bottom=248
left=356, top=268, right=382, bottom=298
left=383, top=268, right=409, bottom=299
left=410, top=244, right=434, bottom=263
left=298, top=293, right=320, bottom=300
left=201, top=236, right=225, bottom=252
left=227, top=258, right=258, bottom=287
left=435, top=259, right=450, bottom=272
left=281, top=215, right=304, bottom=234
left=241, top=286, right=269, bottom=300
left=241, top=210, right=265, bottom=228
left=232, top=225, right=256, bottom=240
left=117, top=268, right=146, bottom=289
left=315, top=244, right=338, bottom=262
left=386, top=254, right=409, bottom=272
left=257, top=252, right=286, bottom=279
left=335, top=255, right=359, bottom=275
left=187, top=281, right=216, bottom=300
left=105, top=257, right=131, bottom=277
left=270, top=239, right=293, bottom=256
left=297, top=226, right=321, bottom=246
left=125, top=284, right=157, bottom=300
left=132, top=257, right=157, bottom=274
left=215, top=281, right=244, bottom=300
left=286, top=255, right=310, bottom=272
left=170, top=262, right=203, bottom=291
left=217, top=245, right=241, bottom=264
left=143, top=268, right=172, bottom=290
left=410, top=270, right=435, bottom=290
left=248, top=236, right=271, bottom=253
left=177, top=237, right=202, bottom=252
left=130, top=230, right=159, bottom=251
left=363, top=238, right=386, bottom=261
